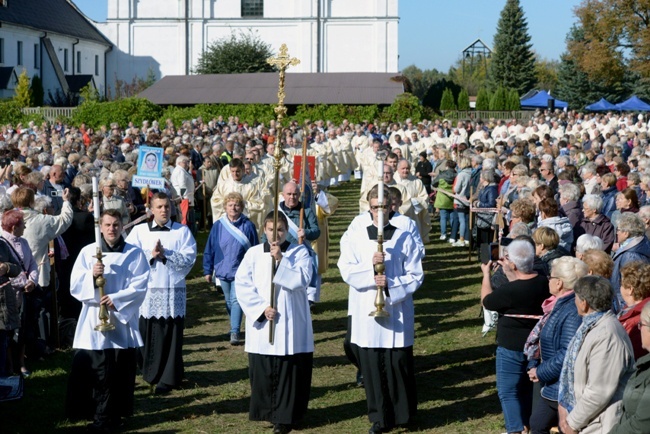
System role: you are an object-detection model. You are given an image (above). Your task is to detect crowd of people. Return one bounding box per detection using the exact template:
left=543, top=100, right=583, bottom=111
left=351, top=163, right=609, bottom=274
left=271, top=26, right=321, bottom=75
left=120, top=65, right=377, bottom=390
left=0, top=109, right=650, bottom=433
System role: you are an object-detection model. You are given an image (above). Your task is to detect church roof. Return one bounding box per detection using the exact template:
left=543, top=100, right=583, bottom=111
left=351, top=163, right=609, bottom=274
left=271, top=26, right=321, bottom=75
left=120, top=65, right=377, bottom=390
left=0, top=0, right=110, bottom=45
left=66, top=74, right=95, bottom=93
left=138, top=73, right=406, bottom=105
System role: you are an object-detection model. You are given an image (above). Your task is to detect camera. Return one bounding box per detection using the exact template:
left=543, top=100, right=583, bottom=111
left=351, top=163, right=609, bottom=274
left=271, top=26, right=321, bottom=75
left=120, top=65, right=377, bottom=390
left=480, top=237, right=513, bottom=264
left=0, top=157, right=11, bottom=168
left=50, top=190, right=60, bottom=197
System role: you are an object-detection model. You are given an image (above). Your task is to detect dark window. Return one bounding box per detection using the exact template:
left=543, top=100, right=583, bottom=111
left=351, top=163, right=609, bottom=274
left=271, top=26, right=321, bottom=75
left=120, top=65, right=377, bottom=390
left=17, top=41, right=22, bottom=65
left=34, top=43, right=39, bottom=69
left=64, top=48, right=68, bottom=71
left=241, top=0, right=263, bottom=17
left=76, top=51, right=81, bottom=73
left=95, top=55, right=99, bottom=76
left=0, top=39, right=4, bottom=64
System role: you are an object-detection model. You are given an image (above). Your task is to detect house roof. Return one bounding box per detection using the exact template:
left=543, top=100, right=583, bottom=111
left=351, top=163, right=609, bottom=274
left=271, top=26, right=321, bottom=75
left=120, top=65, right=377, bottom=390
left=0, top=66, right=16, bottom=89
left=65, top=74, right=94, bottom=93
left=0, top=0, right=110, bottom=45
left=138, top=73, right=406, bottom=105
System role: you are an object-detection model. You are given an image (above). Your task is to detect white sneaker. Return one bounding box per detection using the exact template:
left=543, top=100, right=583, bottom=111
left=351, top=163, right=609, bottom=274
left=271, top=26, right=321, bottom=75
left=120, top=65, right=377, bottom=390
left=464, top=240, right=470, bottom=247
left=439, top=235, right=446, bottom=241
left=448, top=238, right=456, bottom=244
left=452, top=240, right=466, bottom=247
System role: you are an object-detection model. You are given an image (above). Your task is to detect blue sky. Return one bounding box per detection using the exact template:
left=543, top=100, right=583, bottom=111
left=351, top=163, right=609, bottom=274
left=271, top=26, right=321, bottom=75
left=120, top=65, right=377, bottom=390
left=72, top=0, right=581, bottom=73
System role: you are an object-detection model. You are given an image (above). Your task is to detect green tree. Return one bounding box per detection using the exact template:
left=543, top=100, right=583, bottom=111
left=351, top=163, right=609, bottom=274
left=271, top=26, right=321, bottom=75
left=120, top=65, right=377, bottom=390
left=489, top=86, right=508, bottom=110
left=439, top=88, right=456, bottom=111
left=447, top=55, right=490, bottom=97
left=489, top=0, right=536, bottom=94
left=507, top=89, right=521, bottom=110
left=30, top=75, right=44, bottom=107
left=535, top=57, right=560, bottom=94
left=475, top=88, right=490, bottom=110
left=422, top=78, right=462, bottom=112
left=14, top=69, right=32, bottom=108
left=194, top=30, right=276, bottom=74
left=555, top=25, right=631, bottom=110
left=457, top=88, right=470, bottom=110
left=401, top=65, right=446, bottom=100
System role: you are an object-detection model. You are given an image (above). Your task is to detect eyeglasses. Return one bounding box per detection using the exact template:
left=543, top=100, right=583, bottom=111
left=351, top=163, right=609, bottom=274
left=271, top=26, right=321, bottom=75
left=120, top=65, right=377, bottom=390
left=370, top=205, right=387, bottom=211
left=637, top=322, right=650, bottom=330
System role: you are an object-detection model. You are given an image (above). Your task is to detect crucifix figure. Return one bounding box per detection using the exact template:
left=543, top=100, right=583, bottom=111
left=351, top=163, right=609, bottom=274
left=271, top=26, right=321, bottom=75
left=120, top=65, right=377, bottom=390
left=267, top=44, right=300, bottom=125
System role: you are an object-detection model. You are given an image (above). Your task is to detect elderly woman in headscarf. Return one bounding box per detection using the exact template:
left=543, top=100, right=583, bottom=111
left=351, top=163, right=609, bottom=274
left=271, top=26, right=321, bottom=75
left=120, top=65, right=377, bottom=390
left=558, top=276, right=635, bottom=434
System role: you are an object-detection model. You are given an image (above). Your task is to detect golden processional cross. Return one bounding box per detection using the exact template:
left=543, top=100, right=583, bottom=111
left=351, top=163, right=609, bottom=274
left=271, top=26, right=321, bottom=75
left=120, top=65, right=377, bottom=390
left=267, top=44, right=300, bottom=125
left=266, top=43, right=299, bottom=344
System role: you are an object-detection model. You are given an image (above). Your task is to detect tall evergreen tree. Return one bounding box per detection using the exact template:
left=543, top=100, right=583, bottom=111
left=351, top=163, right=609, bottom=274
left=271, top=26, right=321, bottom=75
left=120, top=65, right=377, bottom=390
left=489, top=86, right=508, bottom=110
left=475, top=88, right=490, bottom=111
left=439, top=88, right=456, bottom=111
left=457, top=88, right=470, bottom=111
left=489, top=0, right=536, bottom=94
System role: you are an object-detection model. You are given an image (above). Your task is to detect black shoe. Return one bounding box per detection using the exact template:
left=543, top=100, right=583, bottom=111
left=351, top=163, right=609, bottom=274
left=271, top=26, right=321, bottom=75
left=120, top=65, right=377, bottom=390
left=368, top=422, right=383, bottom=434
left=154, top=384, right=172, bottom=395
left=356, top=371, right=364, bottom=388
left=273, top=424, right=292, bottom=434
left=86, top=422, right=110, bottom=433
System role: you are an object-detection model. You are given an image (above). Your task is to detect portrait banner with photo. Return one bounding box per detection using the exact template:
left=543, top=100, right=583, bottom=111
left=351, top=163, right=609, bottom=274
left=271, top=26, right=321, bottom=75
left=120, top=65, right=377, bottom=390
left=138, top=146, right=163, bottom=177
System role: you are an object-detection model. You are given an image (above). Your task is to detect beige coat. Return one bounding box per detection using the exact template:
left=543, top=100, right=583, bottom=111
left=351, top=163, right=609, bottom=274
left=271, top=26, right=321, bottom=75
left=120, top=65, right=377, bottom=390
left=567, top=313, right=635, bottom=433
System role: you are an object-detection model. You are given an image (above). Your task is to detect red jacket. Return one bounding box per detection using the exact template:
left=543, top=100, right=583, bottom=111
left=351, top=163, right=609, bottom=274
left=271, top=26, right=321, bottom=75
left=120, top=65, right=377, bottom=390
left=618, top=297, right=650, bottom=360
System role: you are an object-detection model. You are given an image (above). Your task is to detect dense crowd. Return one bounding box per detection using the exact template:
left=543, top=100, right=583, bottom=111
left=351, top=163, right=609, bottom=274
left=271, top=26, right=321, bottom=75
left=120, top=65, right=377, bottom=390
left=0, top=110, right=649, bottom=433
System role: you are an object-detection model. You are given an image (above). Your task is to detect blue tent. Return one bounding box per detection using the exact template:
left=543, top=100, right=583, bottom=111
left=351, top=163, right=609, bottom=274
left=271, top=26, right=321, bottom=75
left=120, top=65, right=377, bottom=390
left=585, top=98, right=617, bottom=111
left=520, top=90, right=568, bottom=109
left=615, top=96, right=650, bottom=111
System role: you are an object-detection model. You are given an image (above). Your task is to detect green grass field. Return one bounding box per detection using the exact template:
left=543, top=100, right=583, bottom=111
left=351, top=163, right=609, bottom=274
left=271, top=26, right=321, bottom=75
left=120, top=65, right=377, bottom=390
left=1, top=179, right=506, bottom=433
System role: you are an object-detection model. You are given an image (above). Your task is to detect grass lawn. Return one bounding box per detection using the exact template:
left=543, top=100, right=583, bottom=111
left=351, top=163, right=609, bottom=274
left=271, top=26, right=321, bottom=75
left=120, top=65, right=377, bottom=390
left=1, top=179, right=505, bottom=433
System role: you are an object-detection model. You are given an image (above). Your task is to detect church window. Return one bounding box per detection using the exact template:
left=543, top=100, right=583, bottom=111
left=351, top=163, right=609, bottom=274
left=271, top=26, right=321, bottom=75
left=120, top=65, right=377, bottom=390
left=64, top=48, right=68, bottom=72
left=95, top=55, right=99, bottom=76
left=34, top=44, right=39, bottom=69
left=0, top=39, right=4, bottom=64
left=77, top=51, right=81, bottom=73
left=241, top=0, right=263, bottom=17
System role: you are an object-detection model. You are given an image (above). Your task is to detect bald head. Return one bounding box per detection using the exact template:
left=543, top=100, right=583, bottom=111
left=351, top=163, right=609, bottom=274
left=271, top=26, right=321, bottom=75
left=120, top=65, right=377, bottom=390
left=282, top=181, right=300, bottom=208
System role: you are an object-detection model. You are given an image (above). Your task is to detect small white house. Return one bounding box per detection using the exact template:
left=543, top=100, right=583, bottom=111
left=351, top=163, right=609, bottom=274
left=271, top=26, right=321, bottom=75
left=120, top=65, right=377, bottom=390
left=0, top=0, right=111, bottom=102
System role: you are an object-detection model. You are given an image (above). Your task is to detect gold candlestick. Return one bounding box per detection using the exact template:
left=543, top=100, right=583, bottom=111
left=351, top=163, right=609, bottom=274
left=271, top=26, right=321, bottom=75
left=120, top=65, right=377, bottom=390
left=369, top=234, right=389, bottom=317
left=94, top=247, right=115, bottom=332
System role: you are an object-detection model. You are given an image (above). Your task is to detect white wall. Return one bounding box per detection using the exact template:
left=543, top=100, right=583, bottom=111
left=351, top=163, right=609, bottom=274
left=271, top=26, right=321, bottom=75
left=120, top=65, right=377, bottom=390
left=102, top=0, right=399, bottom=89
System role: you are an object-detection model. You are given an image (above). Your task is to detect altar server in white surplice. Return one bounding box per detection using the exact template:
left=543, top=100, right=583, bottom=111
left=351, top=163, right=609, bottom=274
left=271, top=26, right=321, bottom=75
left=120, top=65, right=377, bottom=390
left=235, top=211, right=314, bottom=434
left=338, top=185, right=424, bottom=434
left=125, top=192, right=197, bottom=394
left=65, top=209, right=149, bottom=431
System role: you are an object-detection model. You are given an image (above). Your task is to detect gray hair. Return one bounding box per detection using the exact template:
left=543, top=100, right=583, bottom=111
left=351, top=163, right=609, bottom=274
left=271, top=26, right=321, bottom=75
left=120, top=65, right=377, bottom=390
left=509, top=222, right=532, bottom=238
left=582, top=194, right=604, bottom=214
left=176, top=155, right=190, bottom=164
left=559, top=183, right=581, bottom=202
left=33, top=194, right=52, bottom=213
left=0, top=193, right=13, bottom=213
left=483, top=158, right=496, bottom=171
left=618, top=213, right=646, bottom=237
left=574, top=275, right=613, bottom=312
left=551, top=256, right=589, bottom=290
left=639, top=205, right=650, bottom=222
left=576, top=234, right=604, bottom=254
left=581, top=162, right=597, bottom=176
left=506, top=239, right=535, bottom=274
left=480, top=169, right=497, bottom=184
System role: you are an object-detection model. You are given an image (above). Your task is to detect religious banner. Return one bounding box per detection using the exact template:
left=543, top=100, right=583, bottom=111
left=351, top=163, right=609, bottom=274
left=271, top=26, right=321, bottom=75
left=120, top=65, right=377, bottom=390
left=133, top=146, right=165, bottom=188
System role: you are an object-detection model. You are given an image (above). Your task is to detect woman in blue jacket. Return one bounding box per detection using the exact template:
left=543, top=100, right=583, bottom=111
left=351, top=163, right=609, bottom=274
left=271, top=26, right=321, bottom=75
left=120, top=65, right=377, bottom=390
left=526, top=256, right=588, bottom=434
left=473, top=169, right=499, bottom=250
left=203, top=192, right=259, bottom=345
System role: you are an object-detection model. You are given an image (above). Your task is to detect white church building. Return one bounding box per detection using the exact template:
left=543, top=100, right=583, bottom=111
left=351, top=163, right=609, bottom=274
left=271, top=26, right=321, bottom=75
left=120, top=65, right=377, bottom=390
left=97, top=0, right=399, bottom=89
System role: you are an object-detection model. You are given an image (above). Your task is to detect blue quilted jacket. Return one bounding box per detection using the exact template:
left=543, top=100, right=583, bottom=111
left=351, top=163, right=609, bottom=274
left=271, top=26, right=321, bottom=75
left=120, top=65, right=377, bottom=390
left=536, top=292, right=583, bottom=401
